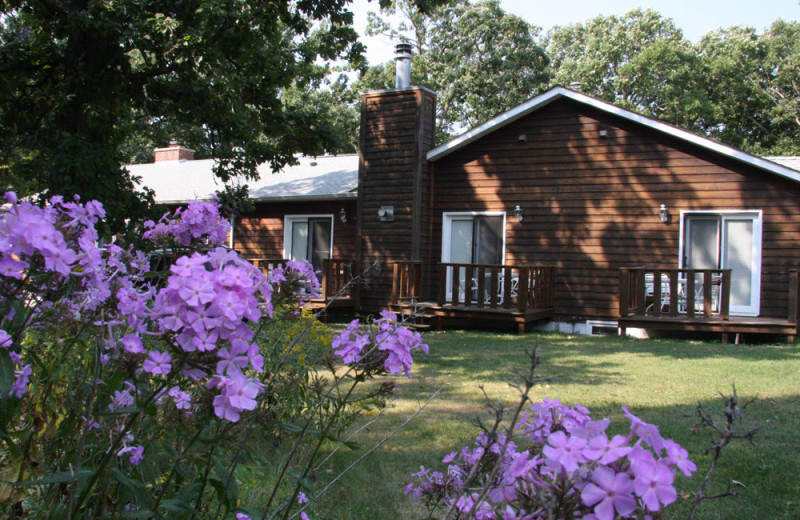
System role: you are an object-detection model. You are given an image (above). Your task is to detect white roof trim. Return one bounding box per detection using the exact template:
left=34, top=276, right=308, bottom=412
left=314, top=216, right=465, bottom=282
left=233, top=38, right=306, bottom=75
left=427, top=86, right=800, bottom=184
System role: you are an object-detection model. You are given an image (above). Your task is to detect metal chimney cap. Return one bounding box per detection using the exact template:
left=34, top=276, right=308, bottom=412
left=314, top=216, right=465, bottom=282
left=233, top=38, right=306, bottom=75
left=569, top=81, right=582, bottom=91
left=394, top=42, right=413, bottom=89
left=395, top=42, right=413, bottom=58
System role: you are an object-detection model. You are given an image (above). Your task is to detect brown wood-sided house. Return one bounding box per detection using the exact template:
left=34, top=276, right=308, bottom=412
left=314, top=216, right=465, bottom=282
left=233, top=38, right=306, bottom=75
left=133, top=47, right=800, bottom=341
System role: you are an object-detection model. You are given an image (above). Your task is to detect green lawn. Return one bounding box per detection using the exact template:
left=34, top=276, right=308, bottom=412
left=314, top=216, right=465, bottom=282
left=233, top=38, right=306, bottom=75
left=271, top=331, right=800, bottom=520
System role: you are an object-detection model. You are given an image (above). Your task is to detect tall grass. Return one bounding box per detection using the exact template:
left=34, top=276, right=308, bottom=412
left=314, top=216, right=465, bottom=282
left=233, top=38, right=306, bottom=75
left=252, top=331, right=800, bottom=520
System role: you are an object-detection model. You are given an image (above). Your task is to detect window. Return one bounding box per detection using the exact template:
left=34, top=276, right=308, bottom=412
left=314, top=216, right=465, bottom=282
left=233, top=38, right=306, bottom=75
left=679, top=211, right=762, bottom=315
left=442, top=212, right=506, bottom=299
left=283, top=215, right=334, bottom=274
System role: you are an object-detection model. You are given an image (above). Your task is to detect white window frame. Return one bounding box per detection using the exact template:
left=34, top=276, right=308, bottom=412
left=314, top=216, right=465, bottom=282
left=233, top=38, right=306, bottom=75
left=678, top=209, right=762, bottom=316
left=441, top=211, right=507, bottom=263
left=283, top=214, right=335, bottom=264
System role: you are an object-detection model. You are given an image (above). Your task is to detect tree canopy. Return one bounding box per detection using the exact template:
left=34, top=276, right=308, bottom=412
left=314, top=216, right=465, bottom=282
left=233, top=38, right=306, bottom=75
left=0, top=0, right=451, bottom=231
left=362, top=0, right=550, bottom=140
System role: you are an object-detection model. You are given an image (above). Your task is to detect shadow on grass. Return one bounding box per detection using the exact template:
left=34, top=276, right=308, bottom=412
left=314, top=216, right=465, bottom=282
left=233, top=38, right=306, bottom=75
left=313, top=392, right=800, bottom=520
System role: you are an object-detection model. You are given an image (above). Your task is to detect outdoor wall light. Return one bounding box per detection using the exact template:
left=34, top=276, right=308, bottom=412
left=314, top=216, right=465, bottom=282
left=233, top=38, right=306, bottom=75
left=599, top=129, right=608, bottom=138
left=378, top=205, right=394, bottom=222
left=339, top=207, right=347, bottom=223
left=514, top=205, right=524, bottom=222
left=659, top=204, right=669, bottom=223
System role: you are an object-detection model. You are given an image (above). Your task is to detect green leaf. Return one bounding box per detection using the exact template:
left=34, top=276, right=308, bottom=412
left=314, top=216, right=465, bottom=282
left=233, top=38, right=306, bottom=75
left=111, top=467, right=146, bottom=493
left=100, top=405, right=141, bottom=416
left=0, top=350, right=15, bottom=399
left=121, top=509, right=158, bottom=519
left=160, top=498, right=192, bottom=514
left=13, top=468, right=92, bottom=487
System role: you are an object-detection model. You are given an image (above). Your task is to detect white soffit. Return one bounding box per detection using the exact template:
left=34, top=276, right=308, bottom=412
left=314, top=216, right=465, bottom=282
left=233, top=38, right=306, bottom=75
left=427, top=86, right=800, bottom=184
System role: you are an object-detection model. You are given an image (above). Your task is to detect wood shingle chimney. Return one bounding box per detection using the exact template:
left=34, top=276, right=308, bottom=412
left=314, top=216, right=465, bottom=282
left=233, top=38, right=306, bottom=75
left=356, top=43, right=437, bottom=311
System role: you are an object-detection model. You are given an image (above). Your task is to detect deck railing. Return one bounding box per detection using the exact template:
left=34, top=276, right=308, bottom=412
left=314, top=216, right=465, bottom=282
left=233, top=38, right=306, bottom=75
left=619, top=267, right=731, bottom=319
left=391, top=261, right=423, bottom=304
left=321, top=259, right=356, bottom=300
left=437, top=263, right=555, bottom=312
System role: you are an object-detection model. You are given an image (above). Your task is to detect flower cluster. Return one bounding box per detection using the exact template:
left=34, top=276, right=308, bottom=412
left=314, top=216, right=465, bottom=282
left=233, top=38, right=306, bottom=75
left=0, top=191, right=148, bottom=319
left=143, top=200, right=230, bottom=248
left=115, top=247, right=274, bottom=421
left=269, top=259, right=322, bottom=308
left=406, top=400, right=696, bottom=520
left=331, top=311, right=428, bottom=378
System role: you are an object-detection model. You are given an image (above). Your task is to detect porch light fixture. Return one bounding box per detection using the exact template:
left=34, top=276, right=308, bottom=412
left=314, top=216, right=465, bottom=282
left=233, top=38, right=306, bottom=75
left=659, top=204, right=669, bottom=223
left=339, top=207, right=347, bottom=223
left=514, top=205, right=523, bottom=222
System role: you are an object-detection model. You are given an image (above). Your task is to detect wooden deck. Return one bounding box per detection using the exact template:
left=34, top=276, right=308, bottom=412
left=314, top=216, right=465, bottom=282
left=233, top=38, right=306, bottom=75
left=391, top=261, right=556, bottom=333
left=618, top=315, right=797, bottom=343
left=619, top=267, right=799, bottom=342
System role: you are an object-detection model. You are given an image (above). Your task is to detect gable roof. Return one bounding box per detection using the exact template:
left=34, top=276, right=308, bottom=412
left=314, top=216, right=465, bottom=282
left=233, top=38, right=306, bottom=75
left=128, top=154, right=359, bottom=204
left=427, top=86, right=800, bottom=184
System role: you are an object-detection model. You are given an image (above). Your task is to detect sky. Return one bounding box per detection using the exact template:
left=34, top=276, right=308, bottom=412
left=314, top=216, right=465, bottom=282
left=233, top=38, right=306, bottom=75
left=350, top=0, right=800, bottom=65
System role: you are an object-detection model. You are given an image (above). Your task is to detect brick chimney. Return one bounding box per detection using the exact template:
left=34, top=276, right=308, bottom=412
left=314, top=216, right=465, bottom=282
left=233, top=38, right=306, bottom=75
left=154, top=139, right=195, bottom=162
left=355, top=44, right=437, bottom=311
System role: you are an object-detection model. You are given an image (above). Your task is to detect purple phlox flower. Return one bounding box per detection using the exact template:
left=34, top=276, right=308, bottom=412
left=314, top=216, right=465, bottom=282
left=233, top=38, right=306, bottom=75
left=83, top=417, right=101, bottom=430
left=0, top=329, right=12, bottom=348
left=455, top=493, right=476, bottom=513
left=664, top=439, right=697, bottom=477
left=542, top=430, right=587, bottom=473
left=584, top=434, right=632, bottom=465
left=246, top=342, right=264, bottom=372
left=633, top=460, right=677, bottom=512
left=143, top=350, right=172, bottom=375
left=235, top=514, right=252, bottom=520
left=168, top=386, right=192, bottom=410
left=11, top=364, right=32, bottom=398
left=118, top=445, right=144, bottom=466
left=627, top=444, right=657, bottom=474
left=181, top=366, right=207, bottom=380
left=120, top=334, right=144, bottom=354
left=300, top=512, right=310, bottom=520
left=442, top=451, right=458, bottom=464
left=379, top=309, right=397, bottom=322
left=581, top=466, right=636, bottom=520
left=331, top=321, right=369, bottom=364
left=622, top=405, right=665, bottom=451
left=297, top=492, right=309, bottom=504
left=212, top=373, right=263, bottom=423
left=573, top=418, right=610, bottom=440
left=216, top=339, right=250, bottom=375
left=109, top=389, right=135, bottom=410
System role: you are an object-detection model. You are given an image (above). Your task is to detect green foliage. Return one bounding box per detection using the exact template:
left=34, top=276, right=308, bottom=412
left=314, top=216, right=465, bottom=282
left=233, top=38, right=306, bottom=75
left=546, top=9, right=712, bottom=129
left=361, top=0, right=550, bottom=141
left=0, top=0, right=365, bottom=232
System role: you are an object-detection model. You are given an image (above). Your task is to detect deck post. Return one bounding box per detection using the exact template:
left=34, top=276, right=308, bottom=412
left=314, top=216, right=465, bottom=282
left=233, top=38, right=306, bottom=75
left=517, top=267, right=529, bottom=312
left=391, top=263, right=399, bottom=305
left=437, top=264, right=446, bottom=306
left=719, top=270, right=731, bottom=320
left=321, top=259, right=330, bottom=301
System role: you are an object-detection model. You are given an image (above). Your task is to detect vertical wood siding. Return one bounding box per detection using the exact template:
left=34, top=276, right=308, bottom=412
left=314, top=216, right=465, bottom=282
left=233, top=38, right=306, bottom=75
left=234, top=199, right=357, bottom=262
left=430, top=98, right=800, bottom=322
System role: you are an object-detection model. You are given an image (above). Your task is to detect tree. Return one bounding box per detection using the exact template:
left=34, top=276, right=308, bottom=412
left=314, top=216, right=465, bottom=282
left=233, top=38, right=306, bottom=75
left=696, top=25, right=773, bottom=152
left=753, top=20, right=800, bottom=154
left=363, top=0, right=550, bottom=141
left=0, top=0, right=370, bottom=231
left=546, top=9, right=711, bottom=131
